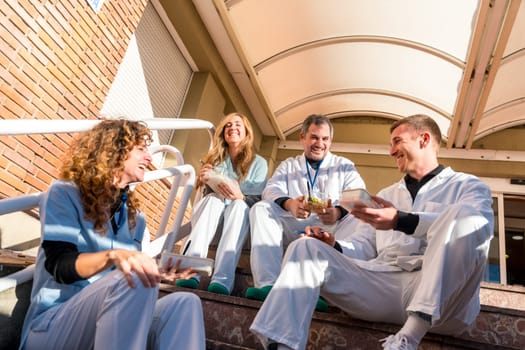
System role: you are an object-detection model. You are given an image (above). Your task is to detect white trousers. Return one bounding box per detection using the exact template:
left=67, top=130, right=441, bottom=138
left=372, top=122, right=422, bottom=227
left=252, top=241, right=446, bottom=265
left=23, top=270, right=206, bottom=350
left=249, top=200, right=352, bottom=288
left=184, top=193, right=250, bottom=292
left=250, top=205, right=492, bottom=350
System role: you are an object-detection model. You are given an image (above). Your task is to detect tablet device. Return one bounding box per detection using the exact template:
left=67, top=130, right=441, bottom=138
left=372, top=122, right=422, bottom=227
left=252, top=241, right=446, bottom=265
left=339, top=188, right=381, bottom=210
left=203, top=171, right=237, bottom=196
left=159, top=251, right=214, bottom=276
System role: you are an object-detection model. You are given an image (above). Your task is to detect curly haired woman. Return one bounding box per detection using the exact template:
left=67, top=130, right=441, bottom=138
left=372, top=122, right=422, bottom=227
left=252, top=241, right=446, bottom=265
left=20, top=119, right=205, bottom=350
left=176, top=113, right=268, bottom=295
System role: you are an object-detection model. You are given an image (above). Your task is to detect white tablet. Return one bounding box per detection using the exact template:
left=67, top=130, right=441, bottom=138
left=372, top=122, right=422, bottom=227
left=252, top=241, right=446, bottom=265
left=159, top=251, right=214, bottom=277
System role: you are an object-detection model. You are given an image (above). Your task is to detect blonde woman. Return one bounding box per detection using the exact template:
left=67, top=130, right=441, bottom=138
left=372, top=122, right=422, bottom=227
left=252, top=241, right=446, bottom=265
left=177, top=113, right=268, bottom=295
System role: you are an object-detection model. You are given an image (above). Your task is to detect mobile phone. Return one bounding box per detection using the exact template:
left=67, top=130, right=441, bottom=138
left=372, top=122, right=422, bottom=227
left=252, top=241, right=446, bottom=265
left=339, top=188, right=381, bottom=210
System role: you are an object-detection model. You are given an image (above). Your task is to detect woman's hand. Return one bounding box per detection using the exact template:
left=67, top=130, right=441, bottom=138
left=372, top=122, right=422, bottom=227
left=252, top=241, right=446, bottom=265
left=216, top=179, right=243, bottom=200
left=158, top=257, right=197, bottom=284
left=198, top=163, right=214, bottom=183
left=108, top=250, right=161, bottom=288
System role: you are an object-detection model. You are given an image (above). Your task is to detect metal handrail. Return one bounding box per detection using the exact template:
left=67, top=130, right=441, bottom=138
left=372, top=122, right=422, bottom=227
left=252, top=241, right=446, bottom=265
left=0, top=117, right=214, bottom=292
left=0, top=118, right=215, bottom=138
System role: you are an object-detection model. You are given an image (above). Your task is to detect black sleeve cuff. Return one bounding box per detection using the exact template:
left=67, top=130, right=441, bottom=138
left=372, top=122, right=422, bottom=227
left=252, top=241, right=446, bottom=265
left=275, top=196, right=291, bottom=210
left=335, top=205, right=348, bottom=220
left=333, top=241, right=343, bottom=253
left=42, top=240, right=84, bottom=284
left=394, top=210, right=420, bottom=235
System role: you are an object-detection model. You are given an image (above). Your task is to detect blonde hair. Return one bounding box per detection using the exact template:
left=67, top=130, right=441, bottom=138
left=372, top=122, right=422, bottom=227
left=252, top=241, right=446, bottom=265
left=60, top=119, right=153, bottom=234
left=198, top=113, right=255, bottom=187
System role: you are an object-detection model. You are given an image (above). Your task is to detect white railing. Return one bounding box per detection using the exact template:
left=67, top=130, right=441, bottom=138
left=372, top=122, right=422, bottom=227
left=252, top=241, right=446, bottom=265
left=0, top=117, right=215, bottom=292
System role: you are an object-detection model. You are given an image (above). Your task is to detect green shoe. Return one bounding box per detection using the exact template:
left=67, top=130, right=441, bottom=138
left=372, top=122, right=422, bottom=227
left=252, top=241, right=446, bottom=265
left=175, top=277, right=199, bottom=289
left=315, top=296, right=329, bottom=312
left=207, top=282, right=230, bottom=295
left=245, top=285, right=273, bottom=301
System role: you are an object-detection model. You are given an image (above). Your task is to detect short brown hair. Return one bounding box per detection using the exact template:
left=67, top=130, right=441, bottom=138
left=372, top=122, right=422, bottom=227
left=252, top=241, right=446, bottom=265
left=390, top=114, right=442, bottom=144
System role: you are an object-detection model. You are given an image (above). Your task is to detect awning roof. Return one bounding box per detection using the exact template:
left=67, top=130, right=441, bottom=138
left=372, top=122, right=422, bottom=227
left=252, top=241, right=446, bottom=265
left=194, top=0, right=525, bottom=150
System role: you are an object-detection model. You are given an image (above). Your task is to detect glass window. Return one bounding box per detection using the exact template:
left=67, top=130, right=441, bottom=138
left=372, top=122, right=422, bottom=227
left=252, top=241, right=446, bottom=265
left=503, top=196, right=525, bottom=286
left=484, top=195, right=525, bottom=286
left=484, top=196, right=501, bottom=284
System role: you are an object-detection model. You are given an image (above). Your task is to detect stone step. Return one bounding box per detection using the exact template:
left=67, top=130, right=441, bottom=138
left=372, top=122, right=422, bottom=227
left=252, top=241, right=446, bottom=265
left=160, top=285, right=524, bottom=350
left=2, top=248, right=524, bottom=349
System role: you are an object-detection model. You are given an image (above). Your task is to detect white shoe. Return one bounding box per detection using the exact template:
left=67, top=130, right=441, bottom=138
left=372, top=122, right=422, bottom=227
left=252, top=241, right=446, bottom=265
left=380, top=334, right=418, bottom=350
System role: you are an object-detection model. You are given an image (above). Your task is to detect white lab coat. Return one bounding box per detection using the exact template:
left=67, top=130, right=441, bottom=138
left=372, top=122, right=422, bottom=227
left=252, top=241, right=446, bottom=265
left=250, top=167, right=494, bottom=350
left=249, top=151, right=365, bottom=287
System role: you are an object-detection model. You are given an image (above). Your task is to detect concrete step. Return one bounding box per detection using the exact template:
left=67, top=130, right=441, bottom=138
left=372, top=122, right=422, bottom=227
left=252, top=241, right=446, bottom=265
left=188, top=246, right=525, bottom=349
left=2, top=248, right=524, bottom=350
left=160, top=285, right=524, bottom=350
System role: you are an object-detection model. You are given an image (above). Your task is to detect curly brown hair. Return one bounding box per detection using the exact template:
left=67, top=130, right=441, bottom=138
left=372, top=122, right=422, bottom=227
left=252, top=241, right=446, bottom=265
left=198, top=113, right=255, bottom=188
left=60, top=119, right=153, bottom=234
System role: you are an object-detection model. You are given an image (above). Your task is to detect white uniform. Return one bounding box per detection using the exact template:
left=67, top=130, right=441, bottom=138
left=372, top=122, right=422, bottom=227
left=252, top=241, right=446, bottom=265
left=250, top=167, right=494, bottom=350
left=249, top=151, right=365, bottom=288
left=183, top=155, right=267, bottom=292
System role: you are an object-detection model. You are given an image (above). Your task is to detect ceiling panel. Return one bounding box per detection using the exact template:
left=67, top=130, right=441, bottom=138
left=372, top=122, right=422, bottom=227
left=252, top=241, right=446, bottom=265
left=195, top=0, right=525, bottom=151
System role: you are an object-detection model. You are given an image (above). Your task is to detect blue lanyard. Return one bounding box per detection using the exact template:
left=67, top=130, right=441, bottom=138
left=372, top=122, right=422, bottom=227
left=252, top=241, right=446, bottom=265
left=305, top=158, right=322, bottom=191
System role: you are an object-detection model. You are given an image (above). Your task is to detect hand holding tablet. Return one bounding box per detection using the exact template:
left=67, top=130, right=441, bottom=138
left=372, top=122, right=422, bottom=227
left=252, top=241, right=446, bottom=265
left=159, top=251, right=214, bottom=276
left=339, top=188, right=381, bottom=210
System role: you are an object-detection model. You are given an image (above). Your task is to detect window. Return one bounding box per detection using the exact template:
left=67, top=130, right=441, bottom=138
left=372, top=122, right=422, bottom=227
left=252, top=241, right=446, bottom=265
left=484, top=194, right=525, bottom=286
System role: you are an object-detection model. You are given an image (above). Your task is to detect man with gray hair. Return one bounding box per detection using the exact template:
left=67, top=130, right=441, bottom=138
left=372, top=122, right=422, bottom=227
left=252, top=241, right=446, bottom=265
left=246, top=114, right=366, bottom=311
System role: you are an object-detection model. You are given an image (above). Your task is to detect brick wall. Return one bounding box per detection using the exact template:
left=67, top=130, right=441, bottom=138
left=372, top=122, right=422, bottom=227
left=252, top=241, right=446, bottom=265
left=0, top=0, right=189, bottom=237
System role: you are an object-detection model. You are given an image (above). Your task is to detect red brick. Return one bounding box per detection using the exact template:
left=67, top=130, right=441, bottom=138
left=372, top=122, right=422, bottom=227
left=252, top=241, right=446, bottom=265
left=0, top=105, right=18, bottom=120
left=6, top=3, right=37, bottom=34
left=2, top=16, right=32, bottom=51
left=34, top=168, right=56, bottom=186
left=16, top=134, right=42, bottom=153
left=0, top=168, right=29, bottom=192
left=56, top=1, right=81, bottom=23
left=33, top=156, right=58, bottom=177
left=78, top=7, right=98, bottom=30
left=38, top=29, right=63, bottom=58
left=24, top=173, right=49, bottom=192
left=6, top=66, right=36, bottom=100
left=17, top=48, right=53, bottom=81
left=47, top=65, right=73, bottom=91
left=7, top=161, right=28, bottom=180
left=36, top=16, right=65, bottom=49
left=14, top=0, right=39, bottom=20
left=0, top=84, right=36, bottom=115
left=54, top=49, right=81, bottom=77
left=0, top=179, right=20, bottom=199
left=0, top=21, right=19, bottom=52
left=29, top=33, right=58, bottom=66
left=44, top=2, right=70, bottom=34
left=87, top=103, right=100, bottom=117
left=30, top=97, right=56, bottom=117
left=1, top=94, right=29, bottom=118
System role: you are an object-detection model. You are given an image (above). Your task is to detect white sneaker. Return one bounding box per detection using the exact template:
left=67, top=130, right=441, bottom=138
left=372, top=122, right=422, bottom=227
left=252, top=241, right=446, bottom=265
left=380, top=334, right=418, bottom=350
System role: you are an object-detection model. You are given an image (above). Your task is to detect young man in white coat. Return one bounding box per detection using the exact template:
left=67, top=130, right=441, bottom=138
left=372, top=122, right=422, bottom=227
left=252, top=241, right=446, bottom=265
left=245, top=114, right=366, bottom=309
left=249, top=114, right=494, bottom=350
